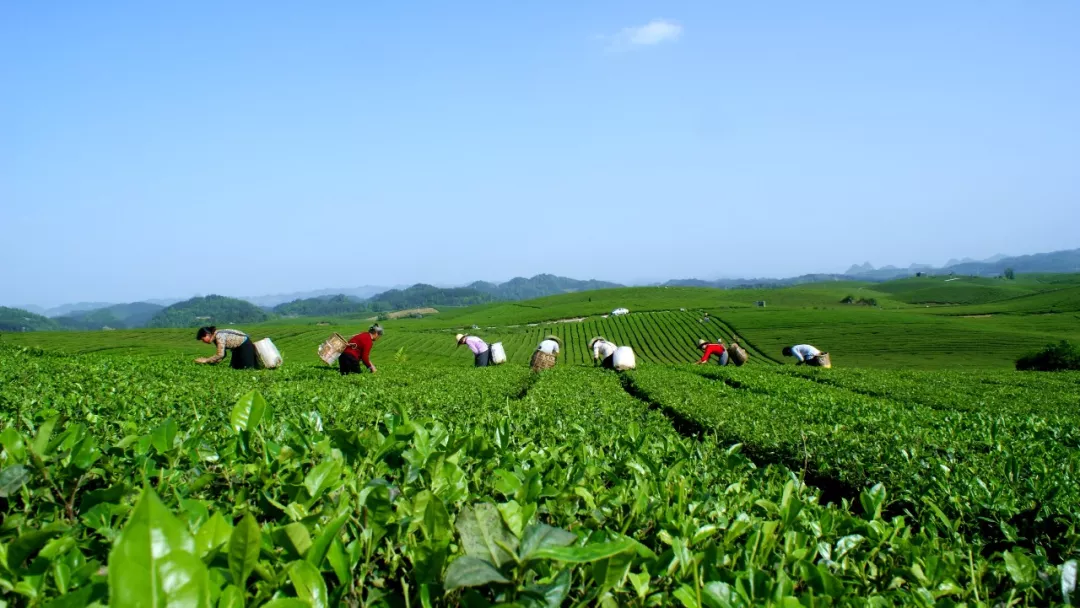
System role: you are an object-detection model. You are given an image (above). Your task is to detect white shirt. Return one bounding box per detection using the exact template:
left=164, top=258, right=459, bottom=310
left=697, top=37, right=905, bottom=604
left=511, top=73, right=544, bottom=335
left=593, top=340, right=617, bottom=360
left=790, top=344, right=821, bottom=362
left=537, top=339, right=560, bottom=355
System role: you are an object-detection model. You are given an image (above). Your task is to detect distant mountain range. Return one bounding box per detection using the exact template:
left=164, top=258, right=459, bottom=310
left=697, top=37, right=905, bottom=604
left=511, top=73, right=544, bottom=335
left=3, top=275, right=625, bottom=331
left=16, top=287, right=399, bottom=317
left=468, top=274, right=621, bottom=300
left=272, top=275, right=622, bottom=318
left=55, top=302, right=164, bottom=330
left=18, top=301, right=119, bottom=317
left=19, top=299, right=182, bottom=317
left=662, top=274, right=858, bottom=289
left=844, top=248, right=1080, bottom=280
left=241, top=285, right=398, bottom=308
left=272, top=285, right=496, bottom=318
left=662, top=249, right=1080, bottom=289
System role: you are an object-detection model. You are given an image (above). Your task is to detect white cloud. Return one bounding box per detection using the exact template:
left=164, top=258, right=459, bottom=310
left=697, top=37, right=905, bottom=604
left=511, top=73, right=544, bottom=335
left=607, top=19, right=682, bottom=51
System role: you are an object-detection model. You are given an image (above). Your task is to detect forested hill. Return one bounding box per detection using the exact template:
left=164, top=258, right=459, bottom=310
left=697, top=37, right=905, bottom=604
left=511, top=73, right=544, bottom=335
left=275, top=285, right=494, bottom=317
left=367, top=284, right=493, bottom=311
left=273, top=294, right=365, bottom=317
left=467, top=274, right=622, bottom=300
left=0, top=307, right=61, bottom=332
left=272, top=275, right=618, bottom=317
left=147, top=295, right=272, bottom=328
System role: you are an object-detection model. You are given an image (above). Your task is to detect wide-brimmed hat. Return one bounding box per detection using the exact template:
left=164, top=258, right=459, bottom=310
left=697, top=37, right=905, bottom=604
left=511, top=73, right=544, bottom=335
left=697, top=339, right=707, bottom=348
left=544, top=335, right=561, bottom=345
left=589, top=336, right=605, bottom=349
left=455, top=333, right=466, bottom=344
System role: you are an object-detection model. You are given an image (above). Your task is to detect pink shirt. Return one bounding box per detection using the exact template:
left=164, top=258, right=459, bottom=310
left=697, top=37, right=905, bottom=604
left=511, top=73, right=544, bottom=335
left=464, top=336, right=489, bottom=354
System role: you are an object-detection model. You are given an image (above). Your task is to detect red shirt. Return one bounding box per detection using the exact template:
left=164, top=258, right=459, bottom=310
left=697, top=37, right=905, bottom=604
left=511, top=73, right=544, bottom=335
left=341, top=332, right=374, bottom=369
left=698, top=343, right=726, bottom=363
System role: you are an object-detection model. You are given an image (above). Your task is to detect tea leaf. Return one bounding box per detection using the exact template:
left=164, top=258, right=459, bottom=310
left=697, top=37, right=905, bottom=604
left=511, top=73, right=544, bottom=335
left=444, top=555, right=510, bottom=590
left=108, top=487, right=211, bottom=608
left=228, top=513, right=261, bottom=588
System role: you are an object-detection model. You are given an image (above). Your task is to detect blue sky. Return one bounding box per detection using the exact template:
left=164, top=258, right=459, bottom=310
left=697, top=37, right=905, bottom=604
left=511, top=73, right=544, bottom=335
left=2, top=1, right=1078, bottom=307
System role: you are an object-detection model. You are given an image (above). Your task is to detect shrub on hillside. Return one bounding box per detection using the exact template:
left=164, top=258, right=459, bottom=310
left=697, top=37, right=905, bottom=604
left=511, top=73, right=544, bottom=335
left=1015, top=340, right=1080, bottom=371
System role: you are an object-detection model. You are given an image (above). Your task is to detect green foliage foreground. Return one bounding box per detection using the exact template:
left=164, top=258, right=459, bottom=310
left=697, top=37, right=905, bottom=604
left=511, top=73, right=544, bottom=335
left=1, top=347, right=1078, bottom=606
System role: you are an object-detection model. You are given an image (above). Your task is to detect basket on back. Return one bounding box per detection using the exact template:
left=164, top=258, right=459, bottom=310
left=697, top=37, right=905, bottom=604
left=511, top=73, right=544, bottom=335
left=318, top=333, right=349, bottom=365
left=728, top=342, right=749, bottom=366
left=530, top=350, right=556, bottom=373
left=254, top=338, right=283, bottom=369
left=613, top=346, right=636, bottom=370
left=809, top=352, right=832, bottom=368
left=490, top=342, right=507, bottom=365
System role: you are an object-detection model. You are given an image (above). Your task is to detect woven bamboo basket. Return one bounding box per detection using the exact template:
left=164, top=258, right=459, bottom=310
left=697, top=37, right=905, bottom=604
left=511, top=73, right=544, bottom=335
left=729, top=343, right=749, bottom=366
left=318, top=333, right=349, bottom=366
left=530, top=350, right=557, bottom=373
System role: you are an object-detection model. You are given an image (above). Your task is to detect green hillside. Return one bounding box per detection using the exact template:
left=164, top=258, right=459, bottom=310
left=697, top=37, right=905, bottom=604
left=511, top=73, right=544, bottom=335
left=725, top=308, right=1078, bottom=368
left=0, top=306, right=61, bottom=332
left=942, top=284, right=1080, bottom=315
left=871, top=275, right=1057, bottom=305
left=26, top=270, right=1079, bottom=338
left=147, top=295, right=272, bottom=328
left=401, top=283, right=904, bottom=331
left=0, top=310, right=774, bottom=367
left=10, top=275, right=1080, bottom=368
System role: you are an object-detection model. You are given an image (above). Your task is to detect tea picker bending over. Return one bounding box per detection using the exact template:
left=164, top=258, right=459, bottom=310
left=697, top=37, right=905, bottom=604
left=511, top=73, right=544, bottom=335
left=589, top=337, right=617, bottom=370
left=531, top=335, right=561, bottom=372
left=457, top=334, right=491, bottom=367
left=340, top=324, right=383, bottom=375
left=195, top=327, right=256, bottom=370
left=783, top=344, right=822, bottom=366
left=696, top=339, right=729, bottom=366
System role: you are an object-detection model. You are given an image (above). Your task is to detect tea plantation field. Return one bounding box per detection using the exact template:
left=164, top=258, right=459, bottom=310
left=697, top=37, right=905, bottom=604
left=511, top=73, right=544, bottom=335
left=1, top=343, right=1079, bottom=606
left=3, top=281, right=1080, bottom=605
left=0, top=310, right=780, bottom=367
left=6, top=280, right=1080, bottom=369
